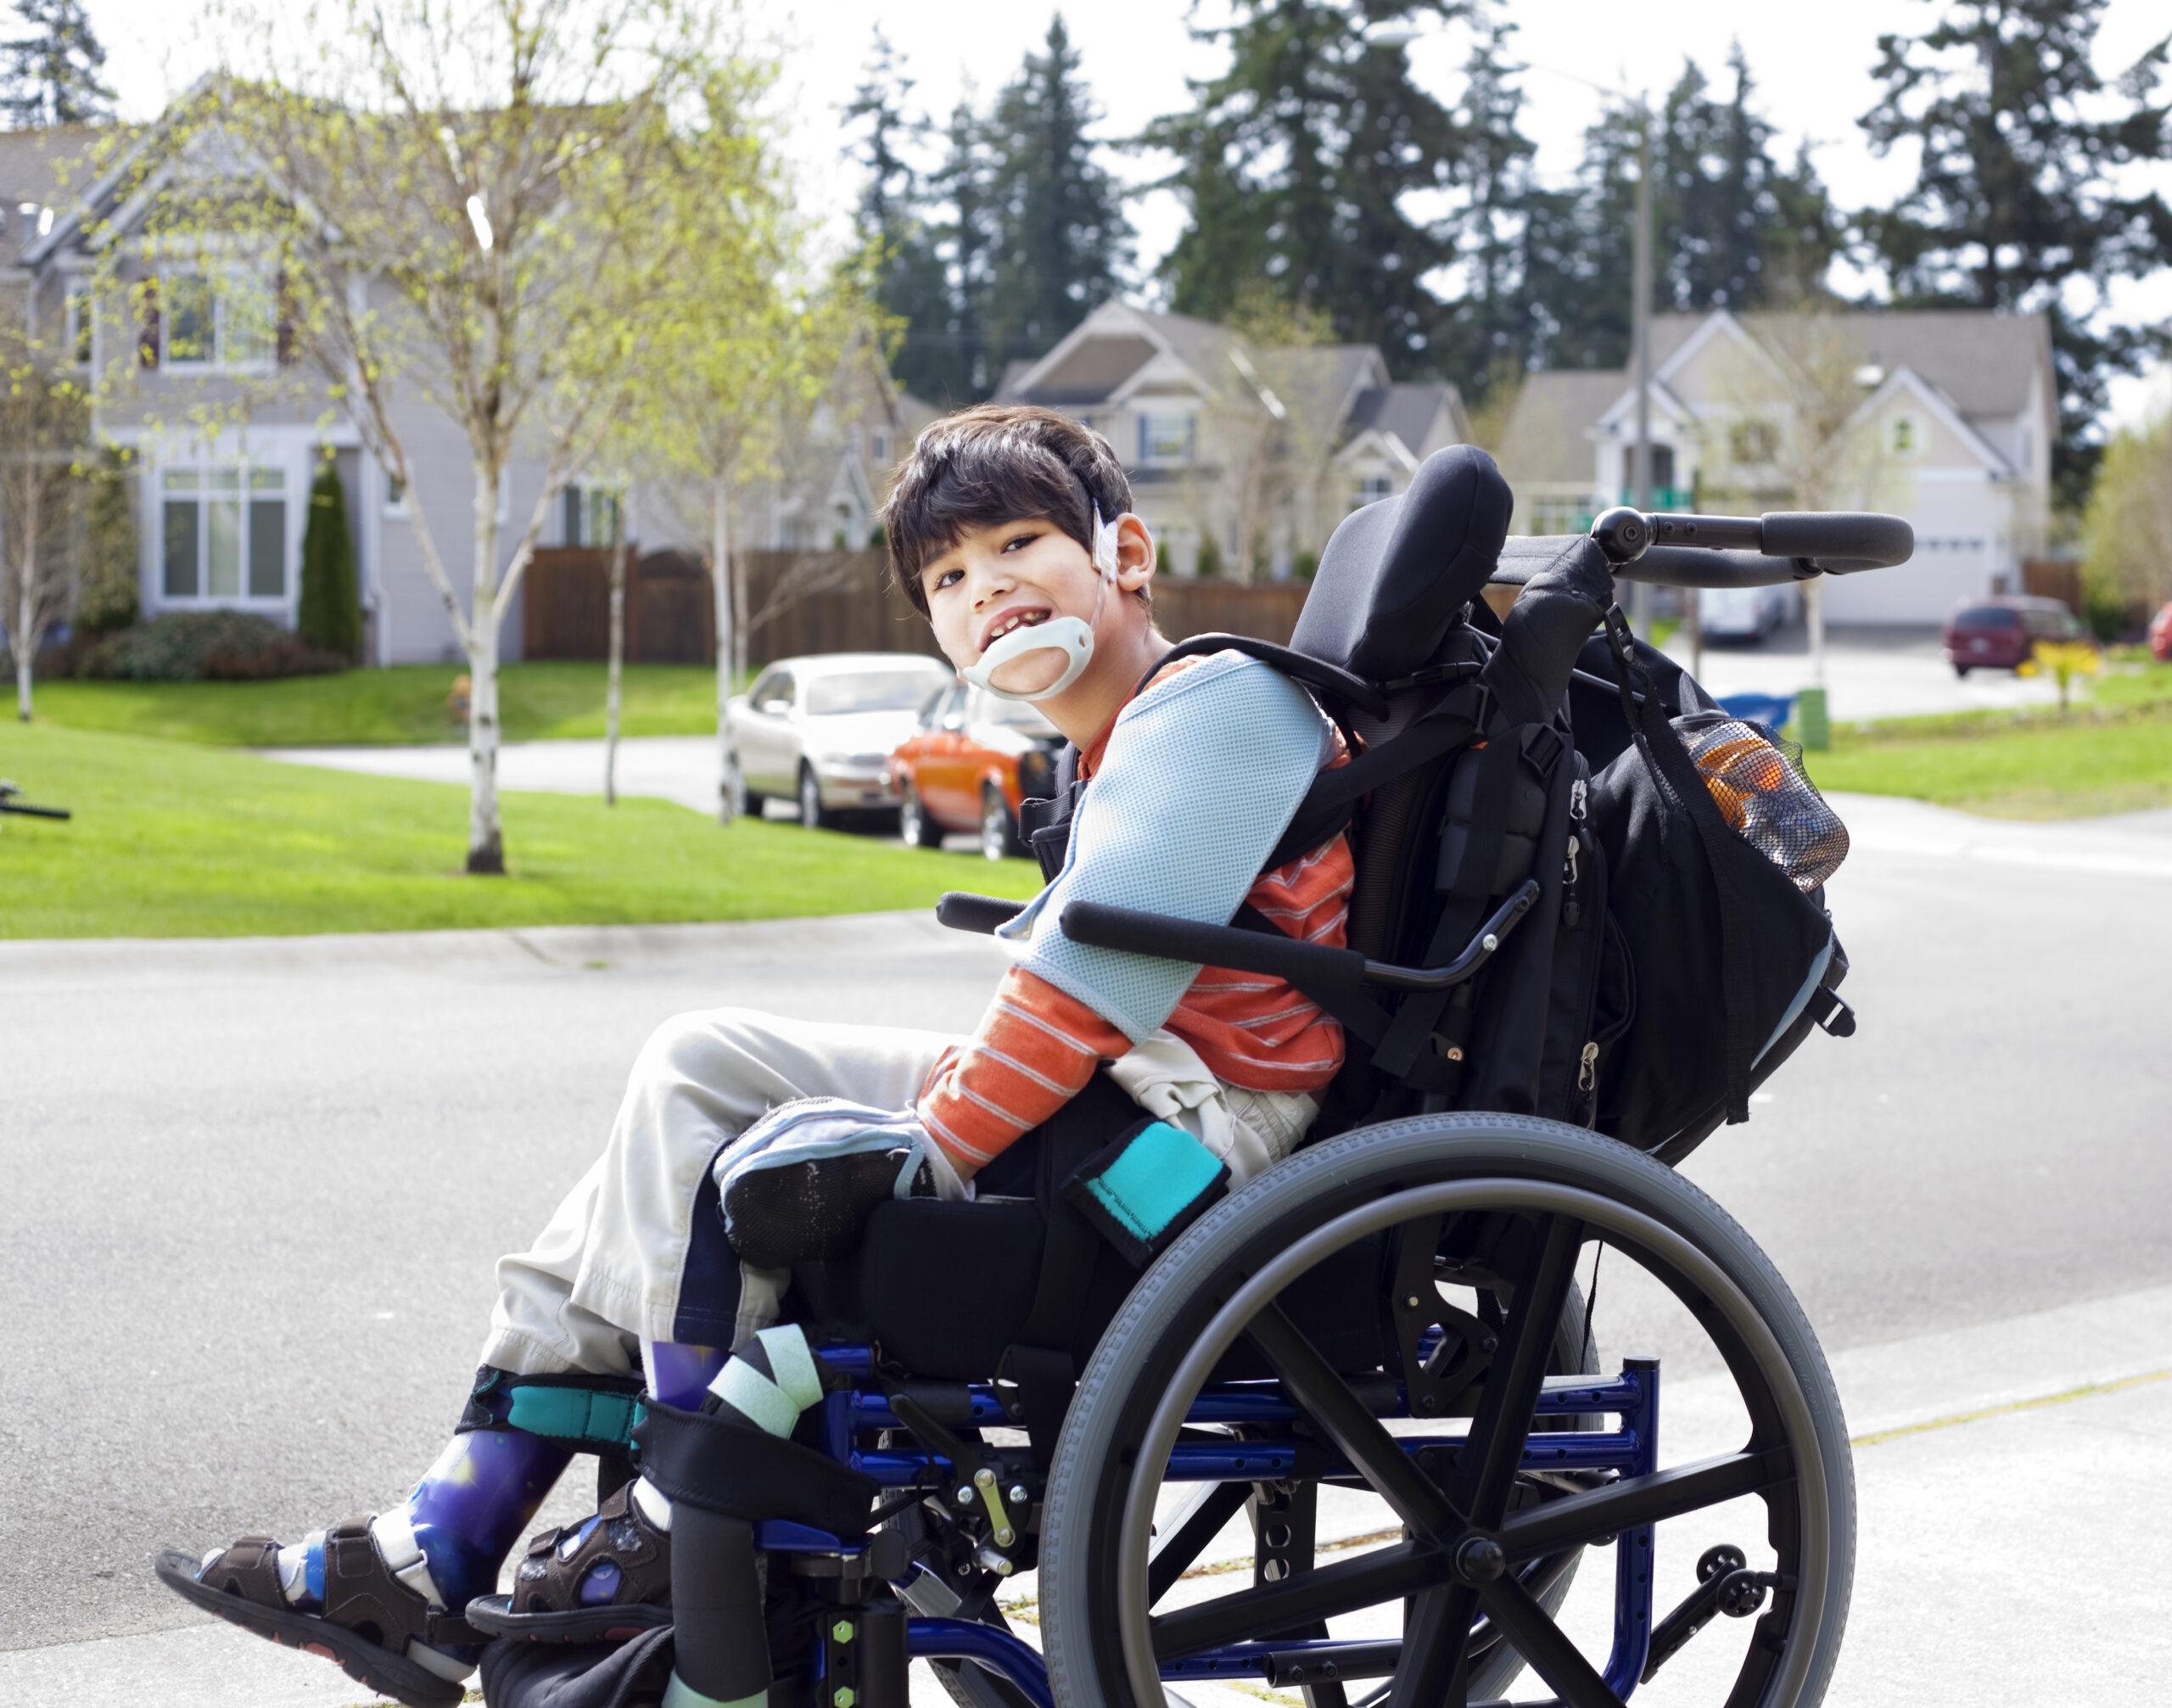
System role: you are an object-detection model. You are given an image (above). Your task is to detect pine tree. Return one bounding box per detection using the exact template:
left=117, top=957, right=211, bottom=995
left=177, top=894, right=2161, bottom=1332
left=0, top=0, right=113, bottom=127
left=296, top=463, right=361, bottom=663
left=932, top=89, right=994, bottom=397
left=1859, top=0, right=2172, bottom=505
left=844, top=31, right=956, bottom=401
left=1434, top=10, right=1541, bottom=388
left=981, top=17, right=1133, bottom=384
left=1146, top=0, right=1464, bottom=372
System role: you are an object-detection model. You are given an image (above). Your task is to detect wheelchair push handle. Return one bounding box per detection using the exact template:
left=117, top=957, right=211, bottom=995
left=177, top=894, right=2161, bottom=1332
left=1493, top=507, right=1913, bottom=591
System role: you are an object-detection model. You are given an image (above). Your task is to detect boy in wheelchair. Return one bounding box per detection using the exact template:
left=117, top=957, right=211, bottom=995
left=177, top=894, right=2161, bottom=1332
left=158, top=404, right=1365, bottom=1707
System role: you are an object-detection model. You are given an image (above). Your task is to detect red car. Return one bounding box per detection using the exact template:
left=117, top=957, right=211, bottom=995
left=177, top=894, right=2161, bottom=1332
left=2150, top=600, right=2172, bottom=664
left=889, top=680, right=1065, bottom=860
left=1942, top=595, right=2089, bottom=676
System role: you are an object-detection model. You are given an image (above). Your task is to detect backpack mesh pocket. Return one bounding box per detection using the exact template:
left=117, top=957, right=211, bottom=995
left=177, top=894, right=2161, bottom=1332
left=1677, top=717, right=1849, bottom=893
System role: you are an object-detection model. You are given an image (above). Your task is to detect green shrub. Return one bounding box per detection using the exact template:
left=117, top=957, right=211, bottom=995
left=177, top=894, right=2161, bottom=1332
left=78, top=611, right=349, bottom=682
left=1195, top=534, right=1224, bottom=579
left=296, top=465, right=362, bottom=661
left=1290, top=548, right=1319, bottom=583
left=74, top=447, right=140, bottom=636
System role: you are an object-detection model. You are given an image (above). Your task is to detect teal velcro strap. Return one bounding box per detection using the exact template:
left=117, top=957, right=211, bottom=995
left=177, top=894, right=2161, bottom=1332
left=506, top=1385, right=645, bottom=1448
left=1064, top=1117, right=1232, bottom=1268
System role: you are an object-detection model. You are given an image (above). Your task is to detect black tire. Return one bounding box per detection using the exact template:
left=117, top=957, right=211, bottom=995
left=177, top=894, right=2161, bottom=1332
left=1953, top=664, right=1971, bottom=678
left=798, top=764, right=827, bottom=832
left=899, top=781, right=944, bottom=848
left=979, top=786, right=1022, bottom=861
left=725, top=748, right=764, bottom=818
left=1040, top=1115, right=1855, bottom=1708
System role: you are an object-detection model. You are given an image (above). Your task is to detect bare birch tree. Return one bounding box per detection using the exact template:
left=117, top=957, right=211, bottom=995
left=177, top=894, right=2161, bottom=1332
left=1196, top=291, right=1342, bottom=583
left=625, top=82, right=876, bottom=825
left=147, top=0, right=742, bottom=871
left=0, top=325, right=89, bottom=720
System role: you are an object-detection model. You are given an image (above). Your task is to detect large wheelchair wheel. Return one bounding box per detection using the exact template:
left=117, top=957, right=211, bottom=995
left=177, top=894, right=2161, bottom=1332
left=1040, top=1115, right=1854, bottom=1707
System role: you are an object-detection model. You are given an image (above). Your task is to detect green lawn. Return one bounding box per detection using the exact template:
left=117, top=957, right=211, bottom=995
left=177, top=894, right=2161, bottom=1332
left=29, top=662, right=730, bottom=748
left=0, top=723, right=1040, bottom=940
left=1804, top=665, right=2172, bottom=820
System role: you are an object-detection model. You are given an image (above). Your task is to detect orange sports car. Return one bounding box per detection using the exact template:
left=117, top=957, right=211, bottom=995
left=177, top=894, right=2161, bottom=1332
left=888, top=680, right=1064, bottom=860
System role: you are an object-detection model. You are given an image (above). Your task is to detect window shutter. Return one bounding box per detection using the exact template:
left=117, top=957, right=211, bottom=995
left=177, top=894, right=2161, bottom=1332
left=275, top=266, right=295, bottom=367
left=137, top=276, right=160, bottom=367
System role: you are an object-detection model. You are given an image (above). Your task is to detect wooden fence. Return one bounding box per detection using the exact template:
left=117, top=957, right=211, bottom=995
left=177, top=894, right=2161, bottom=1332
left=522, top=545, right=1312, bottom=669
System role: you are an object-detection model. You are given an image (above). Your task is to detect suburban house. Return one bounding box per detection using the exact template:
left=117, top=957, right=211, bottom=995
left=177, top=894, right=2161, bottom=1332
left=994, top=300, right=1470, bottom=578
left=0, top=114, right=921, bottom=668
left=1492, top=308, right=2056, bottom=624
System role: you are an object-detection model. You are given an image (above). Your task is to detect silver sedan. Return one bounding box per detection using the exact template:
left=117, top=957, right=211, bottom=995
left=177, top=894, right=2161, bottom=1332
left=724, top=652, right=955, bottom=831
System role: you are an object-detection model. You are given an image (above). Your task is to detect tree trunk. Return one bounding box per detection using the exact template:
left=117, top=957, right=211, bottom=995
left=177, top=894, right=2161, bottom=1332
left=711, top=472, right=737, bottom=826
left=16, top=484, right=40, bottom=721
left=467, top=471, right=506, bottom=874
left=14, top=567, right=32, bottom=722
left=605, top=496, right=631, bottom=807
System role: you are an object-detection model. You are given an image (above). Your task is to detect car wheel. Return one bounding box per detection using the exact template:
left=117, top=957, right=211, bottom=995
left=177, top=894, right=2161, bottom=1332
left=980, top=785, right=1021, bottom=861
left=898, top=781, right=943, bottom=849
left=798, top=764, right=827, bottom=832
left=725, top=748, right=764, bottom=819
left=1953, top=664, right=1971, bottom=679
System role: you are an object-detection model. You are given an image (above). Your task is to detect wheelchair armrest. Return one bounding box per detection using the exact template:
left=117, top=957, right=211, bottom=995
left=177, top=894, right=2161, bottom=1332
left=937, top=892, right=1027, bottom=934
left=1061, top=882, right=1541, bottom=994
left=1060, top=901, right=1371, bottom=988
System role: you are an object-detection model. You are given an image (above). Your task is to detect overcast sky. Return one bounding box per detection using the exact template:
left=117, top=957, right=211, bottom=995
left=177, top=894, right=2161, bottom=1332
left=87, top=0, right=2172, bottom=423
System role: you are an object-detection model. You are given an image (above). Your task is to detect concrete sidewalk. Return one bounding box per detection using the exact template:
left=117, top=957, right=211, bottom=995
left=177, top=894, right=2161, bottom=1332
left=8, top=1283, right=2164, bottom=1706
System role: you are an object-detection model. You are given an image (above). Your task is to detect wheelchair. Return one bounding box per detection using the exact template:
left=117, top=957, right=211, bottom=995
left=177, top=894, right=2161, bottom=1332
left=633, top=453, right=1912, bottom=1708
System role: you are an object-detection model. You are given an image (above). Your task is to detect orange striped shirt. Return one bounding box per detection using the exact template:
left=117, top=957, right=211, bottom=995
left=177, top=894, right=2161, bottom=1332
left=918, top=661, right=1354, bottom=1175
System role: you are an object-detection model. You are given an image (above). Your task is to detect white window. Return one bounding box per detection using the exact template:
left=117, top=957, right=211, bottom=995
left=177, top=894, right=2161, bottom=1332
left=1138, top=412, right=1195, bottom=464
left=159, top=268, right=277, bottom=371
left=869, top=428, right=891, bottom=463
left=1352, top=473, right=1393, bottom=511
left=383, top=470, right=407, bottom=514
left=1729, top=419, right=1778, bottom=464
left=561, top=482, right=622, bottom=546
left=1889, top=414, right=1919, bottom=456
left=160, top=462, right=289, bottom=602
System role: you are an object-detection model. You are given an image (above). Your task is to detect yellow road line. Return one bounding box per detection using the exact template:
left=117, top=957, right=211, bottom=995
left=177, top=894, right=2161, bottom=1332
left=1849, top=1366, right=2170, bottom=1448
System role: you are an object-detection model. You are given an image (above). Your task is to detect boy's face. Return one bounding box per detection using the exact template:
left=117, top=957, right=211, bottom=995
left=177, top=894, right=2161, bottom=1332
left=918, top=512, right=1155, bottom=699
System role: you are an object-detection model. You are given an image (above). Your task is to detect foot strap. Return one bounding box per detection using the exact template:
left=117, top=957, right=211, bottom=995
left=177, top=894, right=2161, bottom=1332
left=457, top=1367, right=647, bottom=1452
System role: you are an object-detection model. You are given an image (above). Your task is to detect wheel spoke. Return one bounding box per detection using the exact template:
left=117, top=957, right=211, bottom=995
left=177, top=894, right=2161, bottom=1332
left=1150, top=1541, right=1438, bottom=1659
left=1475, top=1570, right=1622, bottom=1708
left=1246, top=1303, right=1464, bottom=1543
left=1501, top=1446, right=1794, bottom=1564
left=1148, top=1481, right=1255, bottom=1606
left=1387, top=1583, right=1480, bottom=1707
left=1446, top=1214, right=1585, bottom=1527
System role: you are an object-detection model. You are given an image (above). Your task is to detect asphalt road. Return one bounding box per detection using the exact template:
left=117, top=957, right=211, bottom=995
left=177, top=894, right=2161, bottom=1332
left=3, top=804, right=2169, bottom=1670
left=1661, top=620, right=2068, bottom=720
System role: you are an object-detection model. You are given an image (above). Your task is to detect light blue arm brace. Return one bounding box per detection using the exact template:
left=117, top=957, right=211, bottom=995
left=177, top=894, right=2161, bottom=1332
left=994, top=651, right=1335, bottom=1044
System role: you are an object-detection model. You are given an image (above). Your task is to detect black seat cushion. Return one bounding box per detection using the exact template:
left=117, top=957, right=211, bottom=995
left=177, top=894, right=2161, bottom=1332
left=1293, top=444, right=1513, bottom=682
left=794, top=1196, right=1390, bottom=1381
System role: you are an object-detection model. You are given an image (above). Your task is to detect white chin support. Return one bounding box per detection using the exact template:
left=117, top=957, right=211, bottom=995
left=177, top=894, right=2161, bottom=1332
left=963, top=507, right=1119, bottom=703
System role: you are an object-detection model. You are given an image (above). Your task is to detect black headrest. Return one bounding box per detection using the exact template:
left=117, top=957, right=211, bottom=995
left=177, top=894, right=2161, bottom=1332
left=1290, top=445, right=1513, bottom=681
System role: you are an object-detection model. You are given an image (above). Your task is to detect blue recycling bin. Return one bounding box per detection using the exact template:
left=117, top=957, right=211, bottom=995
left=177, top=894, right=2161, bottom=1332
left=1717, top=691, right=1795, bottom=731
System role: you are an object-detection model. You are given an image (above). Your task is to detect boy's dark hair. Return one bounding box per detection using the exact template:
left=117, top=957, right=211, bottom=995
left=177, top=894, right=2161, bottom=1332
left=881, top=403, right=1140, bottom=616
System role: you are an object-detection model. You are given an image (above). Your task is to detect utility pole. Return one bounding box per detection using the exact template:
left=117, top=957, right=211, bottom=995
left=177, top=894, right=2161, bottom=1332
left=1630, top=94, right=1654, bottom=633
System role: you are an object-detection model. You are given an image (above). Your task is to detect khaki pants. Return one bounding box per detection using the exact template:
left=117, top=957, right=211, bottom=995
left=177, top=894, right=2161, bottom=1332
left=481, top=1007, right=1317, bottom=1378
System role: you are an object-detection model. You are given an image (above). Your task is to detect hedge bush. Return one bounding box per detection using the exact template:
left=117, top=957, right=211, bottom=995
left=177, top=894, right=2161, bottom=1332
left=297, top=465, right=363, bottom=661
left=77, top=611, right=350, bottom=682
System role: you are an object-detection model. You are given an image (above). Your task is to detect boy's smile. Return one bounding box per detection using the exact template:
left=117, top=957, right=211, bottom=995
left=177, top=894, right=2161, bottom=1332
left=919, top=512, right=1164, bottom=748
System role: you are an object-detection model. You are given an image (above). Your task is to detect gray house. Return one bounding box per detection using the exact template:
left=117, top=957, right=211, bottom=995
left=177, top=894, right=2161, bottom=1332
left=0, top=112, right=921, bottom=668
left=995, top=300, right=1470, bottom=577
left=1493, top=308, right=2056, bottom=624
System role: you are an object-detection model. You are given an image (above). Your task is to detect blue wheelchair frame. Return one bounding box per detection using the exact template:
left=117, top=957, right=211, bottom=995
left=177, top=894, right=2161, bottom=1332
left=751, top=1344, right=1664, bottom=1705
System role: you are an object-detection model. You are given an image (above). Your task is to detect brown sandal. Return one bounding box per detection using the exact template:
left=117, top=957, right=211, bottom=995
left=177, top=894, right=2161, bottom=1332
left=465, top=1480, right=672, bottom=1644
left=154, top=1518, right=481, bottom=1708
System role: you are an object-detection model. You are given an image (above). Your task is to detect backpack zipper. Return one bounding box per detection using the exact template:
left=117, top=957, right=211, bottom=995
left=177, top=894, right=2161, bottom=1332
left=1577, top=1040, right=1599, bottom=1095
